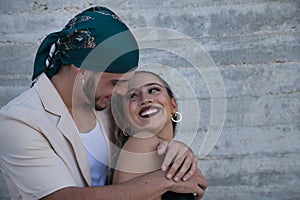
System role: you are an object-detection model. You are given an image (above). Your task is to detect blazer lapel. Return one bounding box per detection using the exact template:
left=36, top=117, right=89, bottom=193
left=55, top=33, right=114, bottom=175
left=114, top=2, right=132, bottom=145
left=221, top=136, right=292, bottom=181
left=34, top=73, right=92, bottom=186
left=56, top=110, right=92, bottom=186
left=95, top=107, right=115, bottom=171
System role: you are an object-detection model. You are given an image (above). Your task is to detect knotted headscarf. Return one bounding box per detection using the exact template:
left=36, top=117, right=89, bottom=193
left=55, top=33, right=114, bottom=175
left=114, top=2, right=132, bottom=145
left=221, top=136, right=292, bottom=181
left=32, top=6, right=139, bottom=81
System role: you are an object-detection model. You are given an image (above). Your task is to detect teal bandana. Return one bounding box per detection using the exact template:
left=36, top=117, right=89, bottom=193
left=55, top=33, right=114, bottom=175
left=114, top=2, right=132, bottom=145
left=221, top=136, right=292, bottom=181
left=32, top=6, right=139, bottom=81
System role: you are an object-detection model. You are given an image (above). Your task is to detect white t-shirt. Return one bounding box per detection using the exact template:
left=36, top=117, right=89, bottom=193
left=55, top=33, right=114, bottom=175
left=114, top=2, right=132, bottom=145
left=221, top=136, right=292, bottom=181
left=79, top=121, right=109, bottom=186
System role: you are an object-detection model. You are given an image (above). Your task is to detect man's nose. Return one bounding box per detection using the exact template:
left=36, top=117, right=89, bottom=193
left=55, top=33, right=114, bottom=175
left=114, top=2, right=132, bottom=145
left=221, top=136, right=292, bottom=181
left=114, top=82, right=128, bottom=96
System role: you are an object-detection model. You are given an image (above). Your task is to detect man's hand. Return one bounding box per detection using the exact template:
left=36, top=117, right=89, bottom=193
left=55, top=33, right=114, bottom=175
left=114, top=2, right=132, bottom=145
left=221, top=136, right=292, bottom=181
left=169, top=168, right=208, bottom=199
left=157, top=140, right=197, bottom=181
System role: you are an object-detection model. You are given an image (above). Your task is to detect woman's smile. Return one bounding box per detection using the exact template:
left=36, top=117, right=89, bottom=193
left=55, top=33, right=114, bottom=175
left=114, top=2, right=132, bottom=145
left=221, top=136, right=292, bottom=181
left=139, top=106, right=161, bottom=118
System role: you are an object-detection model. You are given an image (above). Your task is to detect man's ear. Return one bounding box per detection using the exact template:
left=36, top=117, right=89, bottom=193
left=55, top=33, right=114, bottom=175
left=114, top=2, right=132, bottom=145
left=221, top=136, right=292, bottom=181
left=72, top=64, right=85, bottom=74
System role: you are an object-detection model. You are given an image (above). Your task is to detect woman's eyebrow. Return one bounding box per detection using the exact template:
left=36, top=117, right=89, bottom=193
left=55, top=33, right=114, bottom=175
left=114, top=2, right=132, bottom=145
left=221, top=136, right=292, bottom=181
left=126, top=83, right=163, bottom=94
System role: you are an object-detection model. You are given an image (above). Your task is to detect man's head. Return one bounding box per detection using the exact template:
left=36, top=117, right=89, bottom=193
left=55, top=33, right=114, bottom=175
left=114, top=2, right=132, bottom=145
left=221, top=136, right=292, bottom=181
left=78, top=70, right=135, bottom=111
left=32, top=6, right=139, bottom=82
left=33, top=6, right=139, bottom=111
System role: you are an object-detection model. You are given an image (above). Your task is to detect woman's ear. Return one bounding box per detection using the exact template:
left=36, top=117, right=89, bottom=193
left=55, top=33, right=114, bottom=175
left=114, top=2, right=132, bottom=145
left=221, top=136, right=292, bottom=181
left=171, top=97, right=178, bottom=113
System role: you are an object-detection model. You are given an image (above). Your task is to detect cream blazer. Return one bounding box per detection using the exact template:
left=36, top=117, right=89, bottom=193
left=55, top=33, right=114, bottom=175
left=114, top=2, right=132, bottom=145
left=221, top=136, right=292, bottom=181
left=0, top=73, right=113, bottom=200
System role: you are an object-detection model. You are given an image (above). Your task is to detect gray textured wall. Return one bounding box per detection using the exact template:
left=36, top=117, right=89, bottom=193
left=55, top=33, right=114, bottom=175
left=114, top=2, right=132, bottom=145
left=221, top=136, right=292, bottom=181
left=0, top=0, right=299, bottom=199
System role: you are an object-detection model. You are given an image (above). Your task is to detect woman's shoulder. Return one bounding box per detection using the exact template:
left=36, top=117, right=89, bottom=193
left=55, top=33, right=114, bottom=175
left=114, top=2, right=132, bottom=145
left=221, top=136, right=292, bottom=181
left=115, top=134, right=164, bottom=175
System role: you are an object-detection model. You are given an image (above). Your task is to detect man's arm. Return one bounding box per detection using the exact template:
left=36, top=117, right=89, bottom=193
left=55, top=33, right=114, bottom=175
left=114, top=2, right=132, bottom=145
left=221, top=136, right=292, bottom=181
left=42, top=169, right=207, bottom=200
left=42, top=170, right=169, bottom=200
left=0, top=115, right=206, bottom=200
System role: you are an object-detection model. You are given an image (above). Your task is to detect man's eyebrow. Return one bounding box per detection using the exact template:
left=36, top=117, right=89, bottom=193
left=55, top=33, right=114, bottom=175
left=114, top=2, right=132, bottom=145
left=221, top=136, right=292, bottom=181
left=126, top=83, right=163, bottom=94
left=113, top=79, right=130, bottom=83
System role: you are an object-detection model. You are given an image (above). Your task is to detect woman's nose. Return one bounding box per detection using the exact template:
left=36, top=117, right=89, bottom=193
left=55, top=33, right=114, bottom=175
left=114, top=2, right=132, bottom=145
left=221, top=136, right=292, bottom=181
left=140, top=94, right=153, bottom=105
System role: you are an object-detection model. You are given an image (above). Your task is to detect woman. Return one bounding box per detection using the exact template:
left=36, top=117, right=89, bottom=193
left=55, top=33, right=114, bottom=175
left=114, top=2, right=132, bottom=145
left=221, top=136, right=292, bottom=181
left=111, top=71, right=195, bottom=200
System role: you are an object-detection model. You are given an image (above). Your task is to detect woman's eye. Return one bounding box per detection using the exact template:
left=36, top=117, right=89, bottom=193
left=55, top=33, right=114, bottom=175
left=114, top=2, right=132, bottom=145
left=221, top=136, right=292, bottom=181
left=149, top=87, right=161, bottom=93
left=126, top=93, right=137, bottom=100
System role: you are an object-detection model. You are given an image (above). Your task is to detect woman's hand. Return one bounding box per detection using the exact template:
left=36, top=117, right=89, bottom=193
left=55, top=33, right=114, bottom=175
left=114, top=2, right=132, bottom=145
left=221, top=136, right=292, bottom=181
left=157, top=140, right=198, bottom=182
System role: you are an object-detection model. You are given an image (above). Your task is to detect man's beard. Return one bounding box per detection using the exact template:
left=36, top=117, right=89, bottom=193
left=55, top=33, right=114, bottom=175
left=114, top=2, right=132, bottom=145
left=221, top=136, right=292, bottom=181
left=82, top=76, right=106, bottom=111
left=95, top=104, right=106, bottom=111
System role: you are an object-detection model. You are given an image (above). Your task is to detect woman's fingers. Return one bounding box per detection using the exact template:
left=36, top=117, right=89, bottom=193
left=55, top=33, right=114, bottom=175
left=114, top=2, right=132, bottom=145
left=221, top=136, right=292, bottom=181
left=157, top=140, right=198, bottom=180
left=182, top=156, right=197, bottom=181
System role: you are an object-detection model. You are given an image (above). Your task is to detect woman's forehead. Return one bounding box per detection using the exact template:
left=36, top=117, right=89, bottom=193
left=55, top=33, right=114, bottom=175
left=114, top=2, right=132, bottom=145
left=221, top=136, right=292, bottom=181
left=128, top=73, right=162, bottom=89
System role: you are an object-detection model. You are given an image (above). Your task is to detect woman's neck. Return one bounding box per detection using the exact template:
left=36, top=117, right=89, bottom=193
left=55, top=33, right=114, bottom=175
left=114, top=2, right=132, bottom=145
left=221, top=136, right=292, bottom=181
left=133, top=122, right=174, bottom=141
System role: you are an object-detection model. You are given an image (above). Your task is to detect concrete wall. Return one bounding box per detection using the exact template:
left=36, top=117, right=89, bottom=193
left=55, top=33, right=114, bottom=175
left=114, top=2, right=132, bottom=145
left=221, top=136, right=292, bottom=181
left=0, top=0, right=299, bottom=199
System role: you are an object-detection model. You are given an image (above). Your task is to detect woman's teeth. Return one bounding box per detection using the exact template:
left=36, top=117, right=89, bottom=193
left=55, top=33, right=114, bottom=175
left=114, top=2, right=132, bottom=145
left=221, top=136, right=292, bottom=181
left=140, top=108, right=159, bottom=117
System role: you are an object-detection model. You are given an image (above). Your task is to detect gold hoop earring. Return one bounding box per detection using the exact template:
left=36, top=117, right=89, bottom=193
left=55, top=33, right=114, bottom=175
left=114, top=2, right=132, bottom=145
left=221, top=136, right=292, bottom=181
left=122, top=125, right=131, bottom=136
left=122, top=129, right=129, bottom=137
left=171, top=111, right=182, bottom=123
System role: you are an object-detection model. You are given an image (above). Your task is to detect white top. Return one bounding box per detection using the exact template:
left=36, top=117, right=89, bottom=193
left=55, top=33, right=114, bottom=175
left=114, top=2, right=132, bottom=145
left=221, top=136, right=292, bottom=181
left=79, top=121, right=109, bottom=186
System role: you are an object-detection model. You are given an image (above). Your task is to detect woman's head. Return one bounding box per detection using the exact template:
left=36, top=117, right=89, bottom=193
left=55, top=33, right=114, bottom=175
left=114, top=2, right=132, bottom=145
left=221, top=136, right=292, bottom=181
left=112, top=71, right=178, bottom=140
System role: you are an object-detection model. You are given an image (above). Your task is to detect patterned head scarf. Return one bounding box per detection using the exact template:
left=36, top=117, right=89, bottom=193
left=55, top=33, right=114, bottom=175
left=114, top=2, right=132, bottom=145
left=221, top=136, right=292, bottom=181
left=32, top=6, right=139, bottom=81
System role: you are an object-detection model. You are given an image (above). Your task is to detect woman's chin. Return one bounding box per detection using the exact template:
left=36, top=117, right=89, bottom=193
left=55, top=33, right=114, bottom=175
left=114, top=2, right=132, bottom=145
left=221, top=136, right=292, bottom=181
left=134, top=122, right=165, bottom=136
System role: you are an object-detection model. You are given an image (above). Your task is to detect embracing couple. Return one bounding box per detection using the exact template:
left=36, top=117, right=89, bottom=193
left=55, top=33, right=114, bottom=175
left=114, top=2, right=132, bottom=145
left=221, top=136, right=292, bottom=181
left=0, top=6, right=207, bottom=200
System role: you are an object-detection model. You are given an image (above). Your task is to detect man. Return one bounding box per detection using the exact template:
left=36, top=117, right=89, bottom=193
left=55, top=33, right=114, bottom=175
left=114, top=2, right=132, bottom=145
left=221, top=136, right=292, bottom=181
left=0, top=6, right=207, bottom=199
